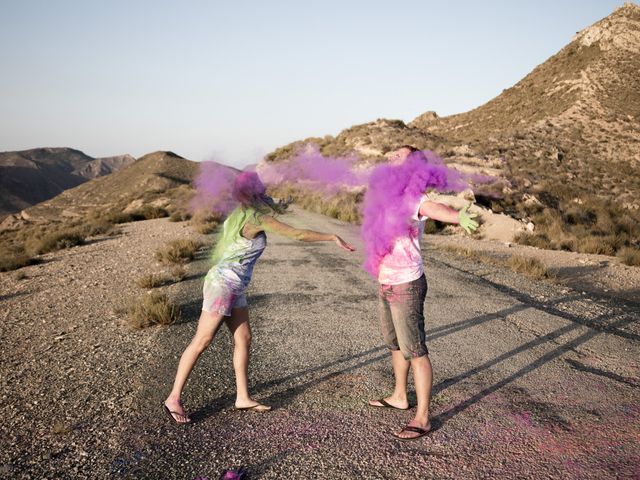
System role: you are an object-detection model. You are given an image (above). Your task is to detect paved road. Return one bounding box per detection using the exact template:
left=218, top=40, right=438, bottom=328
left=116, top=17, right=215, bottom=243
left=116, top=207, right=640, bottom=479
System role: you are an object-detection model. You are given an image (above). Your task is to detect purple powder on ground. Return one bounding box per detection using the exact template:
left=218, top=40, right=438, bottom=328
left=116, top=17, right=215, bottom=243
left=361, top=150, right=468, bottom=278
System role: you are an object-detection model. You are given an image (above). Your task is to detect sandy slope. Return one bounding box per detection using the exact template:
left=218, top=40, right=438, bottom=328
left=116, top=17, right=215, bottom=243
left=1, top=208, right=639, bottom=479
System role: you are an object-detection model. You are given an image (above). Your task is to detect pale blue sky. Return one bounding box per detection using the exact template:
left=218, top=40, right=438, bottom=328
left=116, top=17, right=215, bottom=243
left=0, top=0, right=629, bottom=167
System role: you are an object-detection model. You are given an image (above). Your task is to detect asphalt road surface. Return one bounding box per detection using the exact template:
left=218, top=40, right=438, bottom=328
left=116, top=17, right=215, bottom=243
left=112, top=207, right=640, bottom=479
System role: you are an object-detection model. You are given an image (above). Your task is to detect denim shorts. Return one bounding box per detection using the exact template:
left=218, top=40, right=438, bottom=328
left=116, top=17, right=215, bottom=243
left=378, top=274, right=428, bottom=360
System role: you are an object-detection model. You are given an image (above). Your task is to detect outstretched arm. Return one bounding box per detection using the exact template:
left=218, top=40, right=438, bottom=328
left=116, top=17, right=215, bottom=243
left=259, top=215, right=355, bottom=251
left=419, top=200, right=460, bottom=223
left=419, top=201, right=479, bottom=234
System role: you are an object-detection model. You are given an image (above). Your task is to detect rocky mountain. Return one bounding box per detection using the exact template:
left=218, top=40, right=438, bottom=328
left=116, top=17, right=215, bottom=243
left=17, top=151, right=200, bottom=224
left=265, top=3, right=640, bottom=213
left=0, top=148, right=135, bottom=219
left=413, top=2, right=640, bottom=210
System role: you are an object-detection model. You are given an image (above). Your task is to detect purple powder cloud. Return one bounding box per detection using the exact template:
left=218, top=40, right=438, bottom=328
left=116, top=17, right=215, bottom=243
left=190, top=161, right=238, bottom=216
left=257, top=144, right=367, bottom=193
left=361, top=150, right=468, bottom=278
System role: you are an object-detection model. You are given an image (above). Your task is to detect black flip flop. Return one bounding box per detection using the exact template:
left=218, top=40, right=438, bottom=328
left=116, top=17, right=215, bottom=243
left=163, top=403, right=191, bottom=424
left=392, top=425, right=431, bottom=441
left=369, top=398, right=410, bottom=411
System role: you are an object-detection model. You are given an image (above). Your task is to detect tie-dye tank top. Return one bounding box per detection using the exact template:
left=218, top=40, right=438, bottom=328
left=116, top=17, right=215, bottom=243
left=204, top=231, right=267, bottom=294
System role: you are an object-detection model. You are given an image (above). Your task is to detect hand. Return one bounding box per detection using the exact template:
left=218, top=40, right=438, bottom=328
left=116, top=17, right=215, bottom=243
left=458, top=204, right=479, bottom=234
left=334, top=235, right=355, bottom=251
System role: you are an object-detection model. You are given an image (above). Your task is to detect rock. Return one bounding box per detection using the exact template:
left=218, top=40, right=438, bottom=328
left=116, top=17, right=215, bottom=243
left=522, top=193, right=542, bottom=207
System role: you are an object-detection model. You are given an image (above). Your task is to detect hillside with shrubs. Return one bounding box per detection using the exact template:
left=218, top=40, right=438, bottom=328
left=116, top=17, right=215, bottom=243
left=263, top=3, right=640, bottom=264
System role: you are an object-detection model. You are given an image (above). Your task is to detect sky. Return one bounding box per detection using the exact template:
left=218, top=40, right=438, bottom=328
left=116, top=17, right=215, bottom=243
left=0, top=0, right=630, bottom=168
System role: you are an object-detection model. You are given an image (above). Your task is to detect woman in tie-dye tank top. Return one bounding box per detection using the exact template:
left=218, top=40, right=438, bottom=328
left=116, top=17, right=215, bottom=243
left=163, top=172, right=354, bottom=423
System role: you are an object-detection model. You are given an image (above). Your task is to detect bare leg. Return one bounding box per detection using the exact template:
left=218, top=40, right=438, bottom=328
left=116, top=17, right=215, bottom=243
left=226, top=307, right=270, bottom=411
left=164, top=309, right=225, bottom=422
left=368, top=350, right=410, bottom=409
left=394, top=354, right=433, bottom=439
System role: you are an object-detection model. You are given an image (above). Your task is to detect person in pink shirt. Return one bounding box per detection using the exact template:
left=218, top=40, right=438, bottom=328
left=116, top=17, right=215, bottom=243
left=363, top=145, right=478, bottom=441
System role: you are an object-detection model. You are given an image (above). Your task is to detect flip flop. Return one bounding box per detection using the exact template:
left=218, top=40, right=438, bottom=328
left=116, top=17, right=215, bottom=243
left=163, top=403, right=191, bottom=424
left=392, top=424, right=431, bottom=441
left=234, top=403, right=272, bottom=412
left=368, top=398, right=410, bottom=411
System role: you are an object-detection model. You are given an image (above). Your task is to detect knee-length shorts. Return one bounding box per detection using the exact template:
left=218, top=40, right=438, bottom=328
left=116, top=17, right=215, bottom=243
left=378, top=274, right=428, bottom=360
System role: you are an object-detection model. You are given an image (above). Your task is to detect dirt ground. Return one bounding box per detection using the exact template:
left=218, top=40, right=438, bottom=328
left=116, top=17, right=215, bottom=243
left=1, top=206, right=638, bottom=479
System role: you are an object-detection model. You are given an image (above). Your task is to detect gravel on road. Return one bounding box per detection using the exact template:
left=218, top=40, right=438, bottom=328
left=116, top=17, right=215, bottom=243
left=1, top=207, right=638, bottom=479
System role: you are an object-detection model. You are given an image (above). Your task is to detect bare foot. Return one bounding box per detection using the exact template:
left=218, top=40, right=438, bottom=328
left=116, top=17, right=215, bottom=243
left=368, top=396, right=409, bottom=410
left=163, top=398, right=191, bottom=423
left=393, top=419, right=431, bottom=440
left=234, top=399, right=272, bottom=412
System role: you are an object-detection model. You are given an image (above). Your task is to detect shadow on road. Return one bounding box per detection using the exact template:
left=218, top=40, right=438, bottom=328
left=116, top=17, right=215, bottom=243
left=427, top=259, right=639, bottom=430
left=190, top=345, right=389, bottom=422
left=176, top=255, right=639, bottom=434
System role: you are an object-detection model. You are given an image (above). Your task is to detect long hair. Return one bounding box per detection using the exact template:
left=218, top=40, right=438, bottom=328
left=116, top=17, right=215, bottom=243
left=233, top=171, right=289, bottom=215
left=209, top=172, right=287, bottom=265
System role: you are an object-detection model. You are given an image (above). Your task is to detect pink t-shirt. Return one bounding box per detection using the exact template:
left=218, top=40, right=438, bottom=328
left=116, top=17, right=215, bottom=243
left=377, top=194, right=430, bottom=285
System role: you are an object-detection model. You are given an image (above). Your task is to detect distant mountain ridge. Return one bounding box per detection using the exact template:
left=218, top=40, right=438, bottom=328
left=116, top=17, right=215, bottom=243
left=0, top=147, right=135, bottom=218
left=17, top=151, right=200, bottom=223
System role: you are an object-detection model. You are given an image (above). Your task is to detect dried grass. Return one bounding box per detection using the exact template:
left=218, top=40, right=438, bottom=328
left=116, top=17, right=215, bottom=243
left=127, top=292, right=180, bottom=329
left=507, top=255, right=552, bottom=279
left=24, top=228, right=85, bottom=255
left=618, top=247, right=640, bottom=267
left=155, top=239, right=203, bottom=264
left=136, top=265, right=188, bottom=288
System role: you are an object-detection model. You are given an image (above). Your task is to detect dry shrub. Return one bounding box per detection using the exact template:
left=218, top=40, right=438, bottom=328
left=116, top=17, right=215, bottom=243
left=576, top=236, right=616, bottom=256
left=13, top=270, right=28, bottom=280
left=440, top=244, right=479, bottom=259
left=25, top=228, right=85, bottom=255
left=102, top=206, right=169, bottom=224
left=0, top=245, right=39, bottom=272
left=169, top=265, right=187, bottom=281
left=80, top=220, right=114, bottom=237
left=194, top=220, right=220, bottom=234
left=136, top=266, right=188, bottom=288
left=130, top=205, right=169, bottom=220
left=190, top=211, right=223, bottom=234
left=136, top=273, right=170, bottom=288
left=169, top=210, right=191, bottom=222
left=507, top=255, right=551, bottom=280
left=127, top=292, right=180, bottom=329
left=424, top=220, right=447, bottom=234
left=155, top=239, right=203, bottom=264
left=518, top=193, right=640, bottom=258
left=191, top=211, right=223, bottom=224
left=515, top=233, right=553, bottom=249
left=268, top=184, right=363, bottom=224
left=618, top=247, right=640, bottom=267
